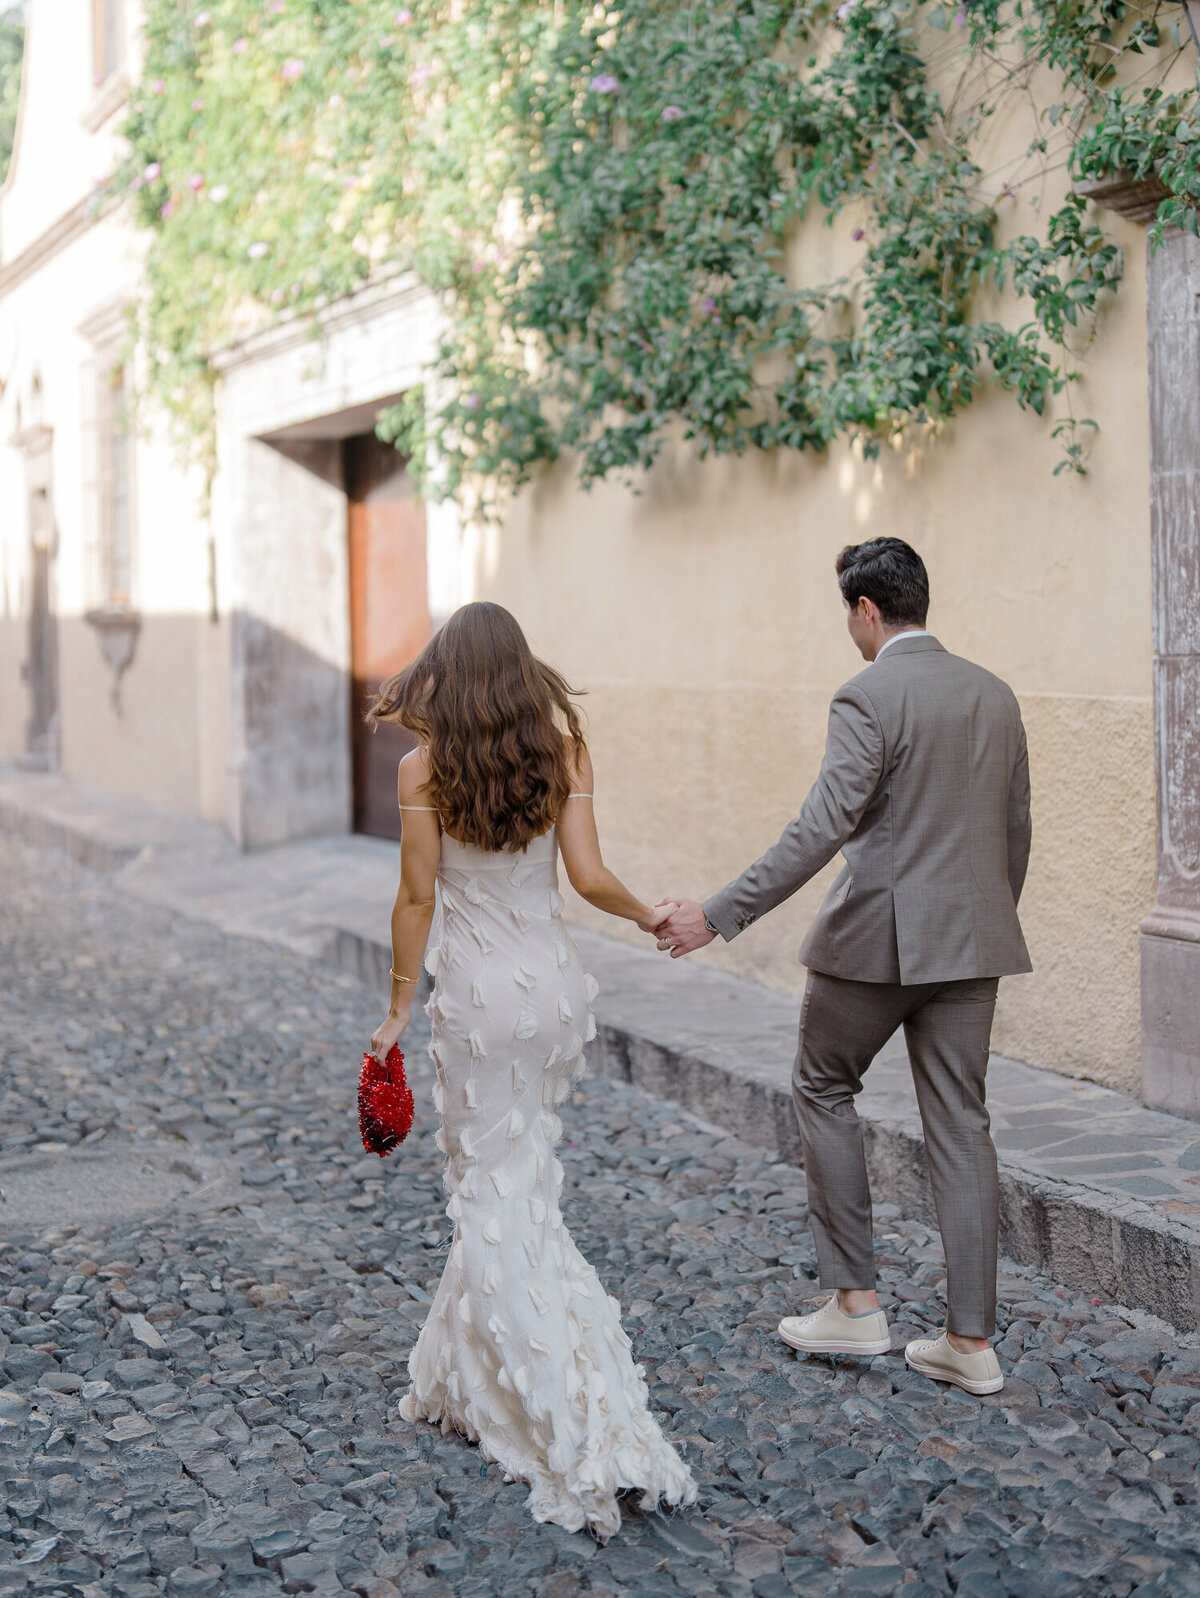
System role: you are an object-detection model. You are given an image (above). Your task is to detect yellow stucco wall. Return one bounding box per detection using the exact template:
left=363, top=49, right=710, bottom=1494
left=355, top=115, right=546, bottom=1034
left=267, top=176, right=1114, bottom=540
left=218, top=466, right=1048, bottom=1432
left=477, top=192, right=1156, bottom=1091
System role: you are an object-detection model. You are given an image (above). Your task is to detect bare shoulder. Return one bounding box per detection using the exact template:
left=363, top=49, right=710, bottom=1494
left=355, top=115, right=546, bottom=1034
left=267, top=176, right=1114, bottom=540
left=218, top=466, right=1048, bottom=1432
left=397, top=746, right=433, bottom=805
left=566, top=740, right=594, bottom=793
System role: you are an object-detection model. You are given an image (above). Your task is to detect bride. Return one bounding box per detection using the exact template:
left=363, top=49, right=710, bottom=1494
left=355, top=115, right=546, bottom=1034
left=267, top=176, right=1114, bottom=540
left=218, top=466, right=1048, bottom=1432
left=367, top=601, right=697, bottom=1539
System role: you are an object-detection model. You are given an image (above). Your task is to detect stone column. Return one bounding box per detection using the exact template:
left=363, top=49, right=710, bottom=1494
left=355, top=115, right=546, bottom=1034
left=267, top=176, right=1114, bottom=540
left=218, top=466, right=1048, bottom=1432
left=1078, top=174, right=1200, bottom=1118
left=1142, top=223, right=1200, bottom=1118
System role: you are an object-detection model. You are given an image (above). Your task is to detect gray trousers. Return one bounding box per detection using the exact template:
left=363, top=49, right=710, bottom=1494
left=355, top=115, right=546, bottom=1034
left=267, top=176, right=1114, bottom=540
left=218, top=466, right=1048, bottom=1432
left=793, top=971, right=1000, bottom=1339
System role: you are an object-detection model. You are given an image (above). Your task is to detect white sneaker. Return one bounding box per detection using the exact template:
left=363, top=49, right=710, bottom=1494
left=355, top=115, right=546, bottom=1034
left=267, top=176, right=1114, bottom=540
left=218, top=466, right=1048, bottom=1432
left=905, top=1333, right=1004, bottom=1395
left=778, top=1295, right=891, bottom=1357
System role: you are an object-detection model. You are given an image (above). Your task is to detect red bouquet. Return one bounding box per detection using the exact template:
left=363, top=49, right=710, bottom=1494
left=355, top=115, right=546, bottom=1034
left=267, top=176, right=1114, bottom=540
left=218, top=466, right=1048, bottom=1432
left=358, top=1044, right=415, bottom=1156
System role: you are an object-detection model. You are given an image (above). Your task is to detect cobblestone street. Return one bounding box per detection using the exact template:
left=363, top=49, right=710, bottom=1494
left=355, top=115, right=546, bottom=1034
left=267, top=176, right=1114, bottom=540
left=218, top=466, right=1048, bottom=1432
left=2, top=833, right=1200, bottom=1598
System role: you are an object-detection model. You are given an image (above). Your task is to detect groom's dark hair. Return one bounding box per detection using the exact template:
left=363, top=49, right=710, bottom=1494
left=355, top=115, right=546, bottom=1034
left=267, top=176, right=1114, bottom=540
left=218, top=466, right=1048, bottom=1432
left=836, top=538, right=929, bottom=627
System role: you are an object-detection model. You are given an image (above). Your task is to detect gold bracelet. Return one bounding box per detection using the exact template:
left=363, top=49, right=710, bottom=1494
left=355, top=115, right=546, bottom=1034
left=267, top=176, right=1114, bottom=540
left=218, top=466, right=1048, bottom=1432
left=390, top=969, right=418, bottom=985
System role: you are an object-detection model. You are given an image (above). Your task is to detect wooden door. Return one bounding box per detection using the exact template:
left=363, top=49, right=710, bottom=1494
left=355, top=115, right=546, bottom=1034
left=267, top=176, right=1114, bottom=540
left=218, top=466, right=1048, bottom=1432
left=345, top=433, right=431, bottom=840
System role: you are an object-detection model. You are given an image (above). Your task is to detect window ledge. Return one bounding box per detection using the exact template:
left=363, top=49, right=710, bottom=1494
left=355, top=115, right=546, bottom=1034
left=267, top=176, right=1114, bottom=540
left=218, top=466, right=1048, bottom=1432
left=81, top=71, right=130, bottom=135
left=1075, top=169, right=1173, bottom=226
left=84, top=604, right=141, bottom=713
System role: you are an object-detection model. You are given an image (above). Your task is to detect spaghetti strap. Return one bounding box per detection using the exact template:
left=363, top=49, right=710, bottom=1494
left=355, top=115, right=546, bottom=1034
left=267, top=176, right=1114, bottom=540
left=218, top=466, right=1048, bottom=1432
left=565, top=793, right=593, bottom=799
left=399, top=805, right=440, bottom=811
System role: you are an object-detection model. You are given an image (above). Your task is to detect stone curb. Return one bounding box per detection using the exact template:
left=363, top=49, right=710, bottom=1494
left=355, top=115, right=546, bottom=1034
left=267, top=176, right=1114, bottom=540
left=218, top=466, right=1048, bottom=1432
left=3, top=776, right=1198, bottom=1333
left=325, top=928, right=1200, bottom=1334
left=0, top=797, right=141, bottom=873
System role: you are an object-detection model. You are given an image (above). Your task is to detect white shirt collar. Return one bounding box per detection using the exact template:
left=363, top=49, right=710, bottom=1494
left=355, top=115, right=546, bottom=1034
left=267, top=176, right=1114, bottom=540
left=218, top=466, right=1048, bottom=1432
left=875, top=628, right=932, bottom=661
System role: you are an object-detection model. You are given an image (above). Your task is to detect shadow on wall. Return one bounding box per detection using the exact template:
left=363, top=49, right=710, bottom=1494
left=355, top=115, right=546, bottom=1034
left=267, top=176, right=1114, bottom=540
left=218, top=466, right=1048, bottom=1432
left=230, top=607, right=356, bottom=849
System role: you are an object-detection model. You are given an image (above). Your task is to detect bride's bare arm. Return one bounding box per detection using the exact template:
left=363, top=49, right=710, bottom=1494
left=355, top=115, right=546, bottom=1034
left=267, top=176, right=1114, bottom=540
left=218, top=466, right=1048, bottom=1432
left=369, top=750, right=441, bottom=1060
left=557, top=747, right=666, bottom=933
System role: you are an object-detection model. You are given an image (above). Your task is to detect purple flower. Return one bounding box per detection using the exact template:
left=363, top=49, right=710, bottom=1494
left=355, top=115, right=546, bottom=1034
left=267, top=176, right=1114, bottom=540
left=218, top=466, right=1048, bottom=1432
left=191, top=97, right=204, bottom=110
left=189, top=172, right=205, bottom=191
left=852, top=227, right=865, bottom=241
left=328, top=93, right=344, bottom=109
left=196, top=10, right=211, bottom=26
left=268, top=0, right=285, bottom=12
left=144, top=161, right=162, bottom=181
left=661, top=104, right=683, bottom=122
left=151, top=78, right=165, bottom=94
left=248, top=241, right=269, bottom=259
left=233, top=37, right=248, bottom=54
left=160, top=199, right=177, bottom=219
left=395, top=6, right=412, bottom=21
left=281, top=57, right=304, bottom=80
left=589, top=73, right=618, bottom=94
left=701, top=296, right=716, bottom=315
left=836, top=0, right=858, bottom=17
left=128, top=175, right=144, bottom=192
left=955, top=4, right=968, bottom=22
left=463, top=394, right=481, bottom=409
left=411, top=63, right=431, bottom=85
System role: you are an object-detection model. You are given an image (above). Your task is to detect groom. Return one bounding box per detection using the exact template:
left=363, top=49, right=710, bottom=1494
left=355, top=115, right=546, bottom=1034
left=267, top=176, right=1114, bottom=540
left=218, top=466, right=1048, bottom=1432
left=657, top=539, right=1032, bottom=1396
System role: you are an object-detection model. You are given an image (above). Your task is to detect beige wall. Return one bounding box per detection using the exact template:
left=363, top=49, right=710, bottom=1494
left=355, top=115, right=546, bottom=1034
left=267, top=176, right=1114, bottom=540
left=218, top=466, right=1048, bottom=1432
left=478, top=194, right=1156, bottom=1090
left=0, top=0, right=218, bottom=818
left=56, top=615, right=204, bottom=814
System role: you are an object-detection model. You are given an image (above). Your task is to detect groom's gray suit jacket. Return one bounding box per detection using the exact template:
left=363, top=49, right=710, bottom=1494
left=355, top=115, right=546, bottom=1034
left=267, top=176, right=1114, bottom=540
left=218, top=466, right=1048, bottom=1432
left=703, top=635, right=1032, bottom=984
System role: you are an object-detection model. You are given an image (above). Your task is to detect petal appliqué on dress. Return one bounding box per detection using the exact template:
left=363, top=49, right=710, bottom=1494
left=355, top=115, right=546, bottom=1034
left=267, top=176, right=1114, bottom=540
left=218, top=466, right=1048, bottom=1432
left=407, top=832, right=698, bottom=1539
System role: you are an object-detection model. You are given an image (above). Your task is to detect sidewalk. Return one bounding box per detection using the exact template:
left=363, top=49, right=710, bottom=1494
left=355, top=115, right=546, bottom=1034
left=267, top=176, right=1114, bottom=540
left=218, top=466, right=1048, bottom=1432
left=4, top=764, right=1199, bottom=1332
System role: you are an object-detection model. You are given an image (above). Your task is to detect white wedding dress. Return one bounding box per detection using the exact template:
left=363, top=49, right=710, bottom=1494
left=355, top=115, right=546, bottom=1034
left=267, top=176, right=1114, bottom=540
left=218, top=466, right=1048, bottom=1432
left=396, top=821, right=697, bottom=1538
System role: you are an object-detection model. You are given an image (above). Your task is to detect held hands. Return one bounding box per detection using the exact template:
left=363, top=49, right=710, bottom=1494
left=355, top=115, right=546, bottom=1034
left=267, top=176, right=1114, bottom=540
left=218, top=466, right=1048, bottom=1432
left=636, top=902, right=674, bottom=936
left=654, top=897, right=716, bottom=958
left=369, top=1007, right=411, bottom=1063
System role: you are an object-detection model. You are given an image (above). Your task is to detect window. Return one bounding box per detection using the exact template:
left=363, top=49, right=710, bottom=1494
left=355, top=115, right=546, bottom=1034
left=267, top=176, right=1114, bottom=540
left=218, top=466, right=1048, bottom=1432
left=97, top=362, right=133, bottom=605
left=92, top=0, right=123, bottom=86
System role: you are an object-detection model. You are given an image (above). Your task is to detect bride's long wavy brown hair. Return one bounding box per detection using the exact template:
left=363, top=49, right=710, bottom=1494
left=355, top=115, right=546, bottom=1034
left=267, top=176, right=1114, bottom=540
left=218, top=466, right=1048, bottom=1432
left=369, top=603, right=585, bottom=853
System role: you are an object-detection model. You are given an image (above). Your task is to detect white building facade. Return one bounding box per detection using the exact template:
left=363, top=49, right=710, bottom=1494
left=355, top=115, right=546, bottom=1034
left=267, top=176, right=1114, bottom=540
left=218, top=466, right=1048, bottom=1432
left=0, top=0, right=463, bottom=847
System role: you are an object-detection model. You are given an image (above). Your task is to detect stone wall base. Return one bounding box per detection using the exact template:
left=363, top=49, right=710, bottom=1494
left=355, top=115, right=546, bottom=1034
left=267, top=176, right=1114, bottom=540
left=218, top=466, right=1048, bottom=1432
left=1141, top=921, right=1200, bottom=1120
